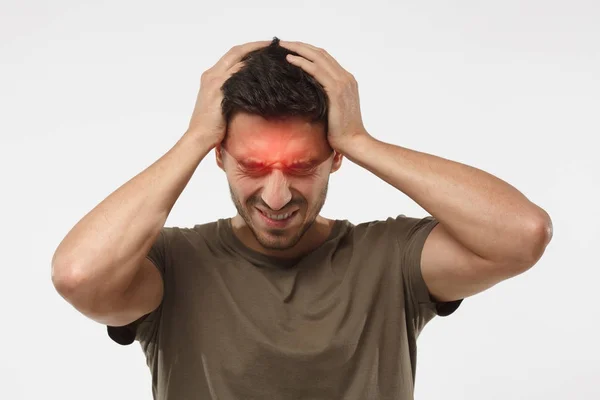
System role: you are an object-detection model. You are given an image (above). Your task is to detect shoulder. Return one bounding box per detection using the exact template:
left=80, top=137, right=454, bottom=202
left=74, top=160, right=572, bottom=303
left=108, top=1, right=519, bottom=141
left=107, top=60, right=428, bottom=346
left=160, top=220, right=222, bottom=244
left=348, top=214, right=438, bottom=244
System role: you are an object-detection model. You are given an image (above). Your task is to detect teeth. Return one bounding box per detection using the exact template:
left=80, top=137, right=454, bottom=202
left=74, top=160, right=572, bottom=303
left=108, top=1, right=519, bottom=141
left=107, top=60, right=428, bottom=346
left=265, top=212, right=292, bottom=220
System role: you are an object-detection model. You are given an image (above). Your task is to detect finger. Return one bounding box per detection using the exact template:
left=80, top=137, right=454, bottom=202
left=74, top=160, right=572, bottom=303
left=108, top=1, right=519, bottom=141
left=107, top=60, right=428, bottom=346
left=225, top=61, right=245, bottom=77
left=280, top=40, right=342, bottom=78
left=280, top=40, right=322, bottom=62
left=215, top=40, right=272, bottom=72
left=285, top=54, right=337, bottom=89
left=280, top=41, right=344, bottom=68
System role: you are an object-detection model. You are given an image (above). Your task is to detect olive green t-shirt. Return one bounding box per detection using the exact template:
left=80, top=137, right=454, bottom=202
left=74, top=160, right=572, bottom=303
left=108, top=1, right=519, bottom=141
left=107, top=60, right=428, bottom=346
left=107, top=215, right=462, bottom=399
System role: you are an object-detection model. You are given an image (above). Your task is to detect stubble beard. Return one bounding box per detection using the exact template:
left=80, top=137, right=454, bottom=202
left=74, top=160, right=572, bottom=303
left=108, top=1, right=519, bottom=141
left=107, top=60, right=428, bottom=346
left=229, top=182, right=329, bottom=251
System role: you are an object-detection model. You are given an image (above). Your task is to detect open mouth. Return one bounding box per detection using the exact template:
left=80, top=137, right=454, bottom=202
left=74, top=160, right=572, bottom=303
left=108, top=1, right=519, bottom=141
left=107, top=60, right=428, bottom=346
left=256, top=208, right=298, bottom=225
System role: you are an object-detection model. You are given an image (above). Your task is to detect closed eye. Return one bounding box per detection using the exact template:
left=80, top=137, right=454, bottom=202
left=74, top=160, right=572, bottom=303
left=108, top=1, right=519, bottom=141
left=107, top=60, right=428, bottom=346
left=289, top=162, right=314, bottom=169
left=240, top=162, right=267, bottom=171
left=287, top=165, right=318, bottom=175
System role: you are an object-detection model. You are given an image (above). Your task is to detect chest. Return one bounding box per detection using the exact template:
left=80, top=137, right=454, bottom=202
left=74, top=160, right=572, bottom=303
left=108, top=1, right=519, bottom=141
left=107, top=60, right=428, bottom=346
left=154, top=246, right=414, bottom=399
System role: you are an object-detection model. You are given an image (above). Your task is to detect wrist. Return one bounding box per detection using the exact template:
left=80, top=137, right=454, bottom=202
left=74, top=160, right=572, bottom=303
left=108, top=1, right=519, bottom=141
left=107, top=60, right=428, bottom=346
left=335, top=130, right=375, bottom=157
left=181, top=129, right=219, bottom=155
left=183, top=128, right=220, bottom=148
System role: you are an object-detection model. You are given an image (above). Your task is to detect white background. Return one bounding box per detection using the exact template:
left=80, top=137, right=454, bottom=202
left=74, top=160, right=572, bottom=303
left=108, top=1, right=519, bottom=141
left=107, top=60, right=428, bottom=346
left=1, top=0, right=598, bottom=399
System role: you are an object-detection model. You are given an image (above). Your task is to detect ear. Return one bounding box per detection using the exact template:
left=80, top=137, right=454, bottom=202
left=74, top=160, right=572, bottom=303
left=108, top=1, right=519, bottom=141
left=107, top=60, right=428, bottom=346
left=215, top=144, right=225, bottom=170
left=330, top=151, right=343, bottom=174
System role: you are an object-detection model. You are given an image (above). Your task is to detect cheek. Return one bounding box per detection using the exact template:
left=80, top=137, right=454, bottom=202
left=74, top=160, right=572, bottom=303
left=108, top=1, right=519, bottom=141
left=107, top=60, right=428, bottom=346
left=229, top=174, right=262, bottom=199
left=293, top=176, right=328, bottom=203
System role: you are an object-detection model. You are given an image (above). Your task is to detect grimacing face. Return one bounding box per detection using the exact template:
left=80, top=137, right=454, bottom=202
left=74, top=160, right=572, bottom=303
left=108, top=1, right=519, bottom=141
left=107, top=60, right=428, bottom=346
left=216, top=112, right=343, bottom=252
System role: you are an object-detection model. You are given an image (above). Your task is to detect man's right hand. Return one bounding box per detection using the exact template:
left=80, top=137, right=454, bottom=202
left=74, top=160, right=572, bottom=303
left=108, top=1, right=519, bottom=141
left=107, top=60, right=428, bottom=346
left=186, top=41, right=271, bottom=148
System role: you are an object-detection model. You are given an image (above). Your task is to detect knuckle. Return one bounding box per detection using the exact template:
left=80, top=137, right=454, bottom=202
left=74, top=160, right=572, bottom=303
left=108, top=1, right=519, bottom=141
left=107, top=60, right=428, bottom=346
left=200, top=72, right=210, bottom=83
left=201, top=73, right=218, bottom=87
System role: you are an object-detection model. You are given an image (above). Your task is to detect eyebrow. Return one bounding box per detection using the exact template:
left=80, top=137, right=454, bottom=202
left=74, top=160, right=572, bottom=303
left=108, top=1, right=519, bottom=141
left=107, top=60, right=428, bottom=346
left=239, top=157, right=319, bottom=166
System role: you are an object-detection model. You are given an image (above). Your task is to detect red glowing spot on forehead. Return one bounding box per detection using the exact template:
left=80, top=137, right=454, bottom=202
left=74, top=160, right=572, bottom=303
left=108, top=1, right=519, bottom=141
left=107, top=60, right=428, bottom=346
left=224, top=113, right=331, bottom=170
left=236, top=136, right=324, bottom=169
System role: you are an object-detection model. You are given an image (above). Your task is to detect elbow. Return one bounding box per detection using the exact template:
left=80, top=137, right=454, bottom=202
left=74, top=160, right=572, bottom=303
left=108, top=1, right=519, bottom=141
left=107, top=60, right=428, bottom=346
left=530, top=209, right=553, bottom=257
left=51, top=257, right=107, bottom=315
left=51, top=261, right=92, bottom=302
left=51, top=251, right=79, bottom=297
left=51, top=260, right=132, bottom=321
left=52, top=263, right=112, bottom=319
left=517, top=210, right=553, bottom=271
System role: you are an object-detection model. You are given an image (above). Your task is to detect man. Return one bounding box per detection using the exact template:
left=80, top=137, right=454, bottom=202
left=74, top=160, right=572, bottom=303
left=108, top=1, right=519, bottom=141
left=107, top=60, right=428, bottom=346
left=51, top=38, right=553, bottom=399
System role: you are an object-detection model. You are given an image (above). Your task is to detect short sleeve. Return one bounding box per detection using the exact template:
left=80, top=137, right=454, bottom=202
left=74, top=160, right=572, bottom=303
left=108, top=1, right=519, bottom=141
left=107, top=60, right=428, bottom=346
left=394, top=215, right=462, bottom=331
left=106, top=228, right=169, bottom=346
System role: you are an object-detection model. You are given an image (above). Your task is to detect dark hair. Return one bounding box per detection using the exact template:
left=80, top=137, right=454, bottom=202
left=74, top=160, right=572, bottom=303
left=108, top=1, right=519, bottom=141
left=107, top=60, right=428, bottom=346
left=221, top=37, right=328, bottom=131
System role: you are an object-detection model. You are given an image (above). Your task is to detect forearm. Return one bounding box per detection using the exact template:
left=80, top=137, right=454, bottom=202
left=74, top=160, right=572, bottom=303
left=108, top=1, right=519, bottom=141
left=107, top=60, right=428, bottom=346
left=51, top=130, right=213, bottom=300
left=342, top=134, right=551, bottom=264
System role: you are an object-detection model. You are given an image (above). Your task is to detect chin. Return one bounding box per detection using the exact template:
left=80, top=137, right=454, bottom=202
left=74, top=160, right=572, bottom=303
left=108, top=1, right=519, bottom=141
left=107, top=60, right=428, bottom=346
left=250, top=212, right=309, bottom=251
left=252, top=222, right=301, bottom=249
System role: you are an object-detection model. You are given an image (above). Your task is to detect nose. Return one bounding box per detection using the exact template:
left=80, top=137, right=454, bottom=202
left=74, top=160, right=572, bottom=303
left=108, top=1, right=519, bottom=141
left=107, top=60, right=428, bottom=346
left=260, top=169, right=292, bottom=211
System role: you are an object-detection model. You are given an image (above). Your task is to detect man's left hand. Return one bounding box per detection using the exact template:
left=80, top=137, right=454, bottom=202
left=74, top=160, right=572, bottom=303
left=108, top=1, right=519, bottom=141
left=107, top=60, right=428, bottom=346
left=280, top=41, right=369, bottom=154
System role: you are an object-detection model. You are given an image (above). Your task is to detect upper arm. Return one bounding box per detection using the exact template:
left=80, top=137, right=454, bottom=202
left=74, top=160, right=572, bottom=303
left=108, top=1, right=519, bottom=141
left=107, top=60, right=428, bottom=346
left=112, top=257, right=164, bottom=326
left=420, top=223, right=523, bottom=303
left=89, top=257, right=164, bottom=327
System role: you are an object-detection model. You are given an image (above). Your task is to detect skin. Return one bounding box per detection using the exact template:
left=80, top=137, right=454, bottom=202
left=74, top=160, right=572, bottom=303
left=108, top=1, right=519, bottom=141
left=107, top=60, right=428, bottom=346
left=216, top=114, right=343, bottom=258
left=221, top=40, right=552, bottom=303
left=285, top=40, right=554, bottom=301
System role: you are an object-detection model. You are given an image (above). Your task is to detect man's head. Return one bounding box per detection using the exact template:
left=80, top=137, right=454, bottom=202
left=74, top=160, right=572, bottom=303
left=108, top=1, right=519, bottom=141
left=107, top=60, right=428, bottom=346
left=216, top=38, right=342, bottom=252
left=221, top=37, right=328, bottom=130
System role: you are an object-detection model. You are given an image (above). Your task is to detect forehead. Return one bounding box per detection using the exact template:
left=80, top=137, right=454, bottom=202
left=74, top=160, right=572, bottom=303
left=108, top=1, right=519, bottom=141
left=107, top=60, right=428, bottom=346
left=226, top=113, right=329, bottom=162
